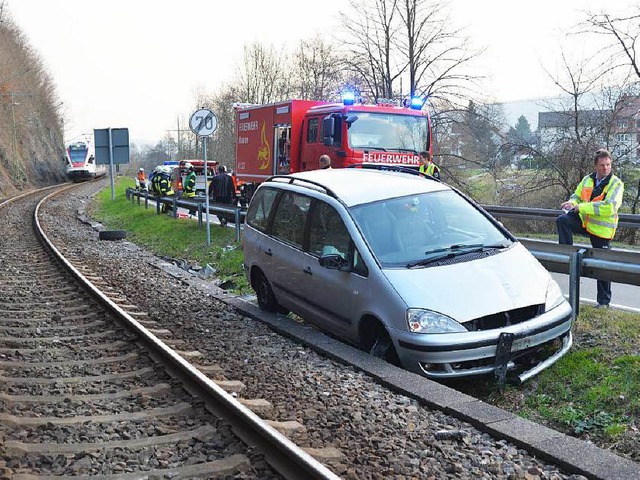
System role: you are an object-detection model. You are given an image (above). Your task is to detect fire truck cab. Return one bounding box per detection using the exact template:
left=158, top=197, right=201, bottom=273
left=234, top=95, right=432, bottom=197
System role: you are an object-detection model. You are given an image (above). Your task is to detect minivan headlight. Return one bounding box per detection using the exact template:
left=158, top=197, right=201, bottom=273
left=407, top=309, right=467, bottom=334
left=545, top=279, right=565, bottom=311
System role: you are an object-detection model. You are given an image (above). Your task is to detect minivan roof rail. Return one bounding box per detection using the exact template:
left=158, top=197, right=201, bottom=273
left=266, top=175, right=339, bottom=199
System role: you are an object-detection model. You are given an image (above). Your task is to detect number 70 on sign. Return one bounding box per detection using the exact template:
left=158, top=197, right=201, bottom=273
left=189, top=108, right=217, bottom=137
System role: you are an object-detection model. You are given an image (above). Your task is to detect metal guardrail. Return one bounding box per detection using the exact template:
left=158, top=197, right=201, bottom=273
left=519, top=239, right=640, bottom=315
left=126, top=188, right=246, bottom=242
left=483, top=205, right=640, bottom=229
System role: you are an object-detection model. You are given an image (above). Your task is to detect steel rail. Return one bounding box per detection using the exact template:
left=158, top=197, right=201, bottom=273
left=35, top=184, right=340, bottom=480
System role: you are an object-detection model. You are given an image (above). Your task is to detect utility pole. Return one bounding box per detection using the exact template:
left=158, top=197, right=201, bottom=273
left=166, top=117, right=186, bottom=159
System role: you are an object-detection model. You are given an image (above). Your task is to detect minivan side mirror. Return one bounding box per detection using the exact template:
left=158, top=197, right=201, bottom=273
left=319, top=254, right=350, bottom=272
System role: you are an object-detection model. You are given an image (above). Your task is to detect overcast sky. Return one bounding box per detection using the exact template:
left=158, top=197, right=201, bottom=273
left=6, top=0, right=632, bottom=145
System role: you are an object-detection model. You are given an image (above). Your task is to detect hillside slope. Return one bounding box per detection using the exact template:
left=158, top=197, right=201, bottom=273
left=0, top=10, right=66, bottom=198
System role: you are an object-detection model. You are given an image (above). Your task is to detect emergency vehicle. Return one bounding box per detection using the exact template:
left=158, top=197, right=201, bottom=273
left=169, top=159, right=219, bottom=195
left=234, top=93, right=432, bottom=198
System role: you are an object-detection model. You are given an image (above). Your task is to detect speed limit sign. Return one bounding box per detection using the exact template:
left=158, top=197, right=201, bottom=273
left=190, top=108, right=217, bottom=137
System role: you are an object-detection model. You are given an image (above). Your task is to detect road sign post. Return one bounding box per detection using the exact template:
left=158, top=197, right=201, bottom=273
left=189, top=109, right=217, bottom=246
left=94, top=127, right=130, bottom=201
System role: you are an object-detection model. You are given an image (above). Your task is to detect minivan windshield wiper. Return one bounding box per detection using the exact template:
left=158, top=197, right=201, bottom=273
left=406, top=243, right=509, bottom=269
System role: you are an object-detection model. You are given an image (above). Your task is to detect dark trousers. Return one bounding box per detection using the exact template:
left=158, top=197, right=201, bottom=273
left=556, top=211, right=611, bottom=306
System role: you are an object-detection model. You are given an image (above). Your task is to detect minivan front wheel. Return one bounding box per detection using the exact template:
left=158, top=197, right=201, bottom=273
left=367, top=324, right=400, bottom=366
left=253, top=269, right=288, bottom=314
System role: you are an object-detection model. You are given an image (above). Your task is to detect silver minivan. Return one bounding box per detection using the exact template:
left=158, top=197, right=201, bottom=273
left=242, top=168, right=573, bottom=383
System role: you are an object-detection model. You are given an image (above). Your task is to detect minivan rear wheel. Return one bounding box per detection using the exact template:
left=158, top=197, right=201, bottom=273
left=253, top=269, right=288, bottom=314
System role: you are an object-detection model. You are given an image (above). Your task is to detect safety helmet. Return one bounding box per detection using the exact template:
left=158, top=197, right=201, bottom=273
left=184, top=162, right=194, bottom=170
left=139, top=167, right=144, bottom=171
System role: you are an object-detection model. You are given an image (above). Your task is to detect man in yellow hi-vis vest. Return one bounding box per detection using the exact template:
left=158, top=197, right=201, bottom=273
left=418, top=151, right=440, bottom=180
left=557, top=148, right=624, bottom=308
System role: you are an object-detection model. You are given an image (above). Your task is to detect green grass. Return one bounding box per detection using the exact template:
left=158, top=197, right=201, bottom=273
left=90, top=177, right=249, bottom=293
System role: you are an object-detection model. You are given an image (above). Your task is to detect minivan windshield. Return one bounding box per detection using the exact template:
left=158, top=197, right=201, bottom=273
left=350, top=190, right=513, bottom=267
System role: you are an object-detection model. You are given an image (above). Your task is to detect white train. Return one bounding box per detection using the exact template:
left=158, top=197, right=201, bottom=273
left=64, top=139, right=107, bottom=182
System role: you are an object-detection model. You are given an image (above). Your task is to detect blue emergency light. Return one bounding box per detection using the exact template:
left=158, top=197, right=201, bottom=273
left=408, top=95, right=426, bottom=110
left=342, top=91, right=356, bottom=105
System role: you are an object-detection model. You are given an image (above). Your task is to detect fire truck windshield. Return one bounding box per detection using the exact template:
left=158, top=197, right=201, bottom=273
left=347, top=112, right=429, bottom=152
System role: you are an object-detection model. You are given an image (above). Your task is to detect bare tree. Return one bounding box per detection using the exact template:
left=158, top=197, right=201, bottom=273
left=581, top=7, right=640, bottom=80
left=234, top=42, right=291, bottom=105
left=339, top=0, right=482, bottom=103
left=395, top=0, right=481, bottom=101
left=290, top=35, right=344, bottom=101
left=340, top=0, right=400, bottom=99
left=202, top=84, right=240, bottom=169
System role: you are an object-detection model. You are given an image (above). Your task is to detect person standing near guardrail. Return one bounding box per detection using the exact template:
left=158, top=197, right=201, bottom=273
left=557, top=148, right=625, bottom=308
left=210, top=165, right=235, bottom=226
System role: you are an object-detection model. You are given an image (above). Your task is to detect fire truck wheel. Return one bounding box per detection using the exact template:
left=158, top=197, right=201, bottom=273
left=98, top=230, right=127, bottom=241
left=253, top=269, right=289, bottom=314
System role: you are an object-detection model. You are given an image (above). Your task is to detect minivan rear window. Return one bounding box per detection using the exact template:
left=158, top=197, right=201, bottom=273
left=246, top=187, right=279, bottom=232
left=350, top=190, right=512, bottom=267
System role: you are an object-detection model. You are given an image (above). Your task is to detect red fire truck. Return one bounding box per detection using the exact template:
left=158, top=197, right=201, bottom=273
left=234, top=94, right=432, bottom=197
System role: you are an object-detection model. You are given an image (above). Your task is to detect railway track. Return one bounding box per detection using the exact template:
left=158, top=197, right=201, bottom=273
left=0, top=185, right=339, bottom=479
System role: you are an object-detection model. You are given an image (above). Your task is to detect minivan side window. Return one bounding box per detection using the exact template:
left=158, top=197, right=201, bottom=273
left=308, top=201, right=369, bottom=277
left=271, top=191, right=311, bottom=248
left=308, top=201, right=351, bottom=260
left=246, top=187, right=279, bottom=232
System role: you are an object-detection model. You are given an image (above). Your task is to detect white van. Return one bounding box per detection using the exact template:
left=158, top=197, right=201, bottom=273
left=242, top=167, right=573, bottom=383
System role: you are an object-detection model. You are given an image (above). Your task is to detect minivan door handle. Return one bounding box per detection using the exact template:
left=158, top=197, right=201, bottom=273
left=264, top=248, right=272, bottom=256
left=303, top=266, right=312, bottom=275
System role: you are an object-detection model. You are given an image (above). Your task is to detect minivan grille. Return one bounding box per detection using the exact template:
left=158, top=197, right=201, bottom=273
left=464, top=304, right=544, bottom=331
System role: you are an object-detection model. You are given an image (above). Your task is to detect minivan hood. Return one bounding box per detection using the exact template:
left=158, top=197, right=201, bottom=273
left=382, top=243, right=551, bottom=323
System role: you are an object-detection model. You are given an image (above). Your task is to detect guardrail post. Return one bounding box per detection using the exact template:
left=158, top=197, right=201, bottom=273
left=156, top=197, right=161, bottom=215
left=144, top=191, right=149, bottom=209
left=235, top=208, right=241, bottom=242
left=126, top=188, right=130, bottom=201
left=197, top=203, right=203, bottom=228
left=173, top=197, right=178, bottom=218
left=569, top=248, right=586, bottom=317
left=137, top=191, right=141, bottom=206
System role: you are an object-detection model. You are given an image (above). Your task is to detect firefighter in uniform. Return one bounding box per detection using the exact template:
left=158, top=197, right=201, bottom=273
left=152, top=166, right=174, bottom=213
left=182, top=163, right=196, bottom=198
left=418, top=151, right=440, bottom=180
left=182, top=163, right=197, bottom=217
left=556, top=148, right=624, bottom=308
